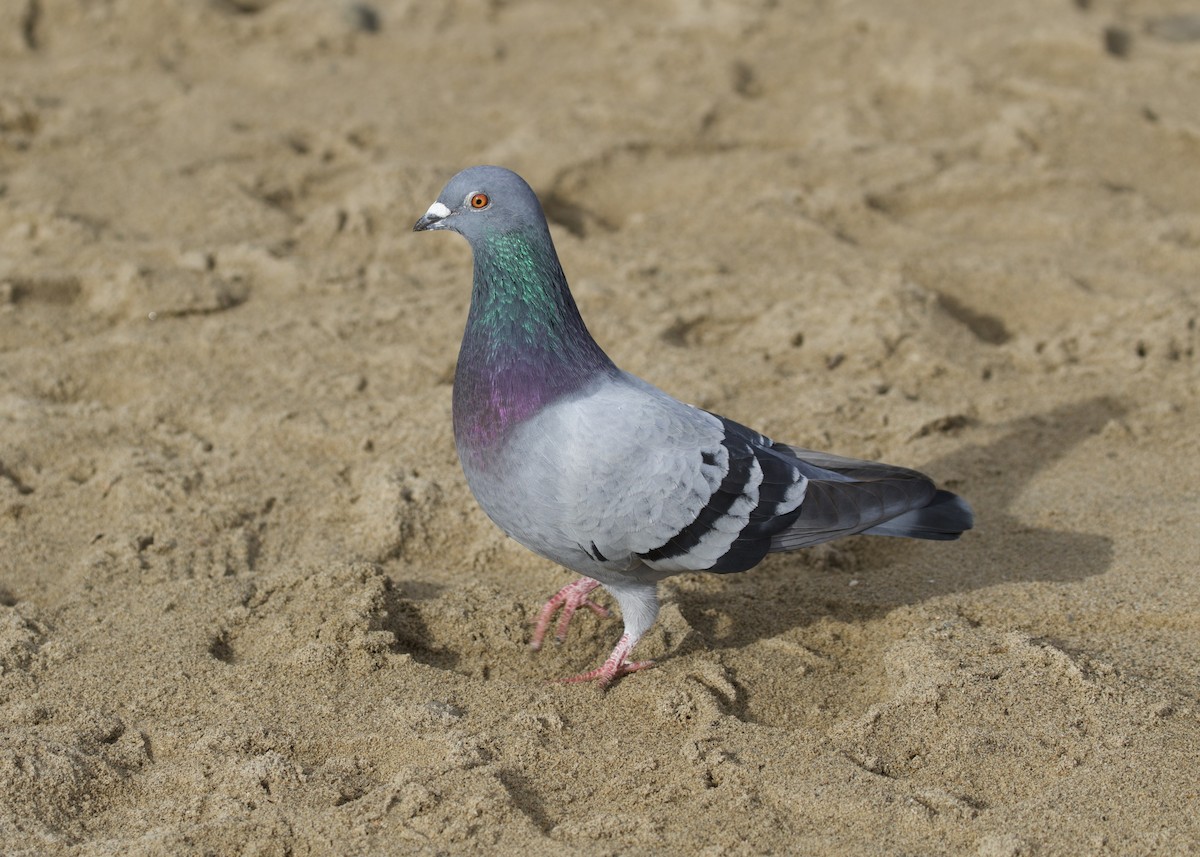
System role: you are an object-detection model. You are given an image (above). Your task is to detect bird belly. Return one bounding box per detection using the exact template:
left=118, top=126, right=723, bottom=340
left=456, top=435, right=632, bottom=577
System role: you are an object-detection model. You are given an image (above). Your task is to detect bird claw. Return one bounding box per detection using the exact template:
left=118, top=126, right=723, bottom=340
left=553, top=632, right=653, bottom=689
left=529, top=577, right=608, bottom=651
left=531, top=586, right=655, bottom=688
left=557, top=658, right=655, bottom=689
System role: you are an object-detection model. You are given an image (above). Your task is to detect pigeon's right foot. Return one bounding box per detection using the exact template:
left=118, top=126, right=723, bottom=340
left=557, top=633, right=654, bottom=688
left=529, top=577, right=610, bottom=651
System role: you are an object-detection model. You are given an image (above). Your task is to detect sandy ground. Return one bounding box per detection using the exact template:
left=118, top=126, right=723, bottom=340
left=2, top=1, right=1199, bottom=854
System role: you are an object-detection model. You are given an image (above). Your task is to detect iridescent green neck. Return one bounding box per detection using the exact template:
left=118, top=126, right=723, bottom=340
left=454, top=228, right=614, bottom=450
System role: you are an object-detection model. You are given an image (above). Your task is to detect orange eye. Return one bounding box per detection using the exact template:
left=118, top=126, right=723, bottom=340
left=469, top=192, right=489, bottom=209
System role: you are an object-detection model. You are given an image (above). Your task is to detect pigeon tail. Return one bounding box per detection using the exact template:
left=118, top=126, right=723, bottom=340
left=767, top=447, right=974, bottom=552
left=859, top=489, right=974, bottom=540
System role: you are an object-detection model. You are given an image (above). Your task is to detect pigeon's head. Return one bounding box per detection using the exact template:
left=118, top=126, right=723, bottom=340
left=413, top=166, right=548, bottom=242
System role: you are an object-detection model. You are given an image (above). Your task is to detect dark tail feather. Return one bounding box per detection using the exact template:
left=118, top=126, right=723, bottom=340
left=767, top=445, right=974, bottom=552
left=860, top=490, right=973, bottom=540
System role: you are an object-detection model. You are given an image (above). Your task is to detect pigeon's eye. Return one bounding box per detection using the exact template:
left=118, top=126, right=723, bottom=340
left=469, top=192, right=490, bottom=209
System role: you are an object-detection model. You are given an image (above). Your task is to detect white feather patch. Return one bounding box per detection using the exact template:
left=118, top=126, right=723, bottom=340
left=782, top=468, right=808, bottom=512
left=647, top=453, right=764, bottom=571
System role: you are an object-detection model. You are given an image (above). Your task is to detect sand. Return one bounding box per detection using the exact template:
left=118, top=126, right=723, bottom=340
left=1, top=1, right=1198, bottom=854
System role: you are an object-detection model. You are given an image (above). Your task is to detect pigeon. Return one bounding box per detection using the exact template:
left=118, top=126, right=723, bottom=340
left=414, top=165, right=973, bottom=687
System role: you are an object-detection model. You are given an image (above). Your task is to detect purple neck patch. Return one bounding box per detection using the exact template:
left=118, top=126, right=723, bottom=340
left=452, top=227, right=614, bottom=460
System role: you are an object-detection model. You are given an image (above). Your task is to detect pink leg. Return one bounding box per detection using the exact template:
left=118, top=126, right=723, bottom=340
left=529, top=577, right=610, bottom=651
left=558, top=633, right=655, bottom=689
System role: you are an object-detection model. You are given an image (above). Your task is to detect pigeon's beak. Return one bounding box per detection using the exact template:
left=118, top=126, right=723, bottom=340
left=413, top=201, right=451, bottom=232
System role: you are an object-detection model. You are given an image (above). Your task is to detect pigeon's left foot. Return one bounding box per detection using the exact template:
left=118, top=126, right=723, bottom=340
left=558, top=633, right=655, bottom=688
left=529, top=577, right=610, bottom=651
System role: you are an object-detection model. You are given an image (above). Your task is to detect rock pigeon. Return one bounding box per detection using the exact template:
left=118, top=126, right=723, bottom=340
left=414, top=165, right=973, bottom=687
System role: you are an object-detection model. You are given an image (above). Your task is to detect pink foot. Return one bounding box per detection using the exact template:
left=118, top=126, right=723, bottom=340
left=558, top=633, right=655, bottom=689
left=529, top=577, right=610, bottom=651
